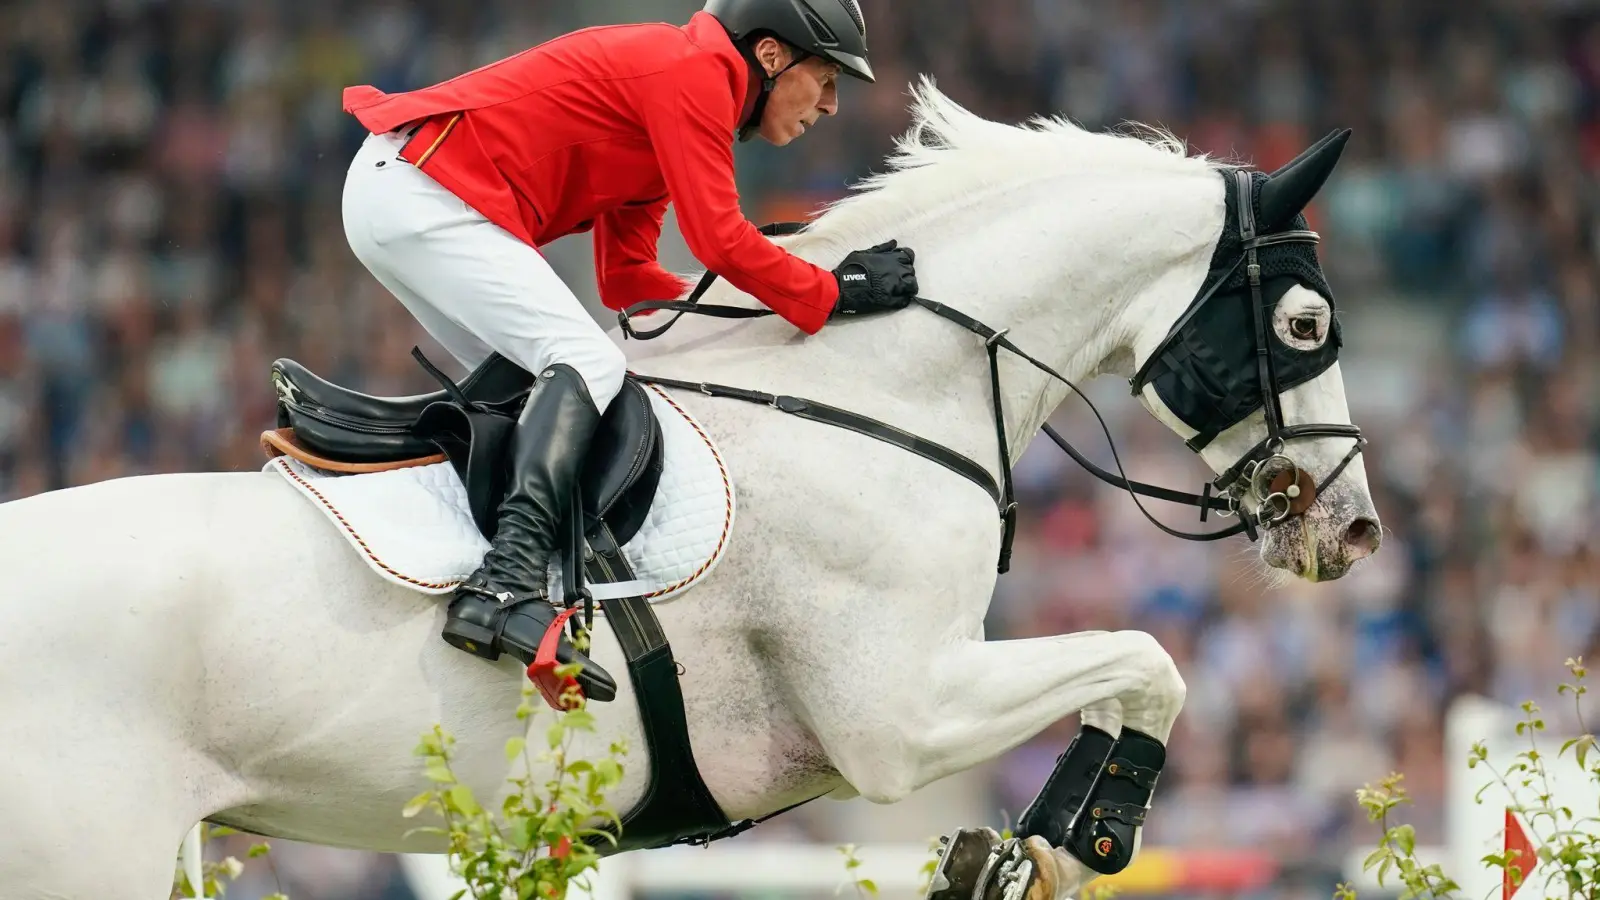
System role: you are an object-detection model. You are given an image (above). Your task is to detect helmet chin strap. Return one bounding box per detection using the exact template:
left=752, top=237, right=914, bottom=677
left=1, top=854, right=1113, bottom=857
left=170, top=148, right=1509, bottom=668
left=738, top=51, right=807, bottom=142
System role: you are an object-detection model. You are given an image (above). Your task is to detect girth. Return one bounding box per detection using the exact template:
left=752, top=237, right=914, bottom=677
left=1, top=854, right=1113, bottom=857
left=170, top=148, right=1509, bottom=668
left=578, top=520, right=826, bottom=852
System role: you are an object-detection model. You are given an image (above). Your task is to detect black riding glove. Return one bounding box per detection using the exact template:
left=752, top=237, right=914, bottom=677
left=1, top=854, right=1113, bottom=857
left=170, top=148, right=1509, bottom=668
left=831, top=240, right=919, bottom=318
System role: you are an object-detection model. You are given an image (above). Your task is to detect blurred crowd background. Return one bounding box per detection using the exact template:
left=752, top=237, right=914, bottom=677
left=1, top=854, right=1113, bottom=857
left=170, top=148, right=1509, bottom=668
left=5, top=0, right=1600, bottom=897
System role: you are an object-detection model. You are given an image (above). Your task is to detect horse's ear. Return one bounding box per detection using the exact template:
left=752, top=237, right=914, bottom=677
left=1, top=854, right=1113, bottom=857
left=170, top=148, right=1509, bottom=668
left=1265, top=129, right=1341, bottom=179
left=1258, top=129, right=1351, bottom=231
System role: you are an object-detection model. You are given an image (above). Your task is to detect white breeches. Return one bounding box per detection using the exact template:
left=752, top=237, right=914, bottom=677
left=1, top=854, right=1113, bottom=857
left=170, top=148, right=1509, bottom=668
left=341, top=130, right=626, bottom=410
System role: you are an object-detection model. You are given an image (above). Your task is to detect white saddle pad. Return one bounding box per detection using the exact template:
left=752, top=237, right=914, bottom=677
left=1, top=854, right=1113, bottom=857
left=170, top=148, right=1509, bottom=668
left=266, top=383, right=734, bottom=603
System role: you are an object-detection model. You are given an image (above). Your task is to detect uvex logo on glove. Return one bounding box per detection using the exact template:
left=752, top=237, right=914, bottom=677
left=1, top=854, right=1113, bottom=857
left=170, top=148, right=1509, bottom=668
left=830, top=240, right=919, bottom=319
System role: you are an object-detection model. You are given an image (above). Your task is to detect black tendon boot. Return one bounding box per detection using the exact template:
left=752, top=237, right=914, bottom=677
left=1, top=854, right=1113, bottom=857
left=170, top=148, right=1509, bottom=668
left=1064, top=729, right=1165, bottom=874
left=440, top=364, right=618, bottom=703
left=1016, top=725, right=1116, bottom=848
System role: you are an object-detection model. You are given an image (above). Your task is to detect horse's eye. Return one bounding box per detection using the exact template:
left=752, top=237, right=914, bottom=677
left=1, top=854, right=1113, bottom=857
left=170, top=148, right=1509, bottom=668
left=1290, top=316, right=1318, bottom=340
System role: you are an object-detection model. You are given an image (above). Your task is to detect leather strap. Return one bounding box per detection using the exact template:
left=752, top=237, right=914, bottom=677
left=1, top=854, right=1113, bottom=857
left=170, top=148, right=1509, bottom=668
left=617, top=223, right=809, bottom=341
left=1084, top=801, right=1147, bottom=827
left=581, top=523, right=730, bottom=852
left=630, top=374, right=1004, bottom=513
left=582, top=521, right=826, bottom=850
left=1103, top=757, right=1161, bottom=791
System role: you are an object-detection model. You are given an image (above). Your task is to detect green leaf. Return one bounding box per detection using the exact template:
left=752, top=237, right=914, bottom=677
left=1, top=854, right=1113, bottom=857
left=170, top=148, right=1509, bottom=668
left=1393, top=824, right=1416, bottom=856
left=247, top=842, right=272, bottom=859
left=449, top=784, right=482, bottom=817
left=512, top=817, right=539, bottom=851
left=505, top=737, right=527, bottom=763
left=548, top=722, right=566, bottom=749
left=403, top=791, right=435, bottom=818
left=859, top=878, right=879, bottom=895
left=425, top=761, right=456, bottom=783
left=563, top=709, right=596, bottom=731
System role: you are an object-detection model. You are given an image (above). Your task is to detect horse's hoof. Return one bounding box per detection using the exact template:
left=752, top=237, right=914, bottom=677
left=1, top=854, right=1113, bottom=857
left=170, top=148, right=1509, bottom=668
left=926, top=827, right=1002, bottom=900
left=1021, top=837, right=1059, bottom=900
left=927, top=829, right=1044, bottom=900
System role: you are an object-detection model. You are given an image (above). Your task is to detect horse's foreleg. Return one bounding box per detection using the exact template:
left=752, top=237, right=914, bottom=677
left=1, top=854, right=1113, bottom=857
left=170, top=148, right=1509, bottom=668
left=803, top=629, right=1183, bottom=900
left=805, top=628, right=1182, bottom=804
left=919, top=629, right=1183, bottom=786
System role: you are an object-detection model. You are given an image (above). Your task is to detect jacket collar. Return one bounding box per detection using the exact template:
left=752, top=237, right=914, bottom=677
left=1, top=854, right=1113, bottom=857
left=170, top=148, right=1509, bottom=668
left=684, top=11, right=763, bottom=131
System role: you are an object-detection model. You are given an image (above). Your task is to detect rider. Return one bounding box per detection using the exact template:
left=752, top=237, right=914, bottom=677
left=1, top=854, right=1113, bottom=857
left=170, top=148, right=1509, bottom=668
left=338, top=0, right=919, bottom=702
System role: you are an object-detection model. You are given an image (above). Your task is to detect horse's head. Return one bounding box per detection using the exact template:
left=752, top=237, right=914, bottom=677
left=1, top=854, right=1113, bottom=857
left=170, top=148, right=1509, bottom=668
left=1131, top=130, right=1380, bottom=581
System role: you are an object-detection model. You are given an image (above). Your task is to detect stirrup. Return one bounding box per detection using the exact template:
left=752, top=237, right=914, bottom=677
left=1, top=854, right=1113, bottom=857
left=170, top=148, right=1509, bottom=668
left=528, top=606, right=585, bottom=710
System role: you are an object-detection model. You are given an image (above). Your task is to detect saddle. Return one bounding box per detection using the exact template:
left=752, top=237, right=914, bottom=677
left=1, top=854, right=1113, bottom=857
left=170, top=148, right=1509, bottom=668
left=264, top=352, right=662, bottom=547
left=260, top=351, right=749, bottom=853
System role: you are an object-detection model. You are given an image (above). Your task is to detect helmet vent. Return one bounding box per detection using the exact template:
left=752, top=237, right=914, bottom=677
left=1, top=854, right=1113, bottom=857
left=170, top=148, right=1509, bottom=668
left=801, top=8, right=839, bottom=46
left=838, top=0, right=865, bottom=37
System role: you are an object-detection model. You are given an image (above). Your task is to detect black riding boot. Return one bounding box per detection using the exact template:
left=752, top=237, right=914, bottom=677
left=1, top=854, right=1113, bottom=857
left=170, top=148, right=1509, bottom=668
left=440, top=364, right=618, bottom=703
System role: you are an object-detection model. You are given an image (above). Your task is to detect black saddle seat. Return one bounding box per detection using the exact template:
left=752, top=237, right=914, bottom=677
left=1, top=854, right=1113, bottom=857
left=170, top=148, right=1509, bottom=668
left=271, top=354, right=535, bottom=463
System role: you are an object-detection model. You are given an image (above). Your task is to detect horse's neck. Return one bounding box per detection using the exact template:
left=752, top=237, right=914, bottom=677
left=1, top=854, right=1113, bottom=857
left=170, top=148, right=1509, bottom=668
left=622, top=171, right=1222, bottom=479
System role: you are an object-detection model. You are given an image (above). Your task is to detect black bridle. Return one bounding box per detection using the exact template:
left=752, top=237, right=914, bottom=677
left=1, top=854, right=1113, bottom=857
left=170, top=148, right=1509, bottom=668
left=618, top=177, right=1365, bottom=569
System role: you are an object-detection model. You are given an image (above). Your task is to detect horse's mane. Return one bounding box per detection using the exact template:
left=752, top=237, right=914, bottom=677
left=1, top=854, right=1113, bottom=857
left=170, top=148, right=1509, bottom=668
left=779, top=77, right=1226, bottom=260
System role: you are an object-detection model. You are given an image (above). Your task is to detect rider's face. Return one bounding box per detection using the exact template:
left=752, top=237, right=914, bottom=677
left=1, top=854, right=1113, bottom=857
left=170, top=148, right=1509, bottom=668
left=754, top=41, right=840, bottom=147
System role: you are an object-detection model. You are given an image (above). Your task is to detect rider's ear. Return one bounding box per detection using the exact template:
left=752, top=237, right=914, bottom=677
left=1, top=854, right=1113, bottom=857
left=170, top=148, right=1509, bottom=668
left=752, top=37, right=788, bottom=77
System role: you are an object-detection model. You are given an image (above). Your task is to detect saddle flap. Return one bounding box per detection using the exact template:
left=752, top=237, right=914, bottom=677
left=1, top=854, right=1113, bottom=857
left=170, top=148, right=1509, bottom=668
left=580, top=378, right=664, bottom=545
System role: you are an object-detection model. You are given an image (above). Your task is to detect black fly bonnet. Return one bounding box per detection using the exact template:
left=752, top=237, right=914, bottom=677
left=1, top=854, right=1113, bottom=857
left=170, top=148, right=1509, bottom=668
left=1127, top=132, right=1364, bottom=532
left=1132, top=169, right=1339, bottom=449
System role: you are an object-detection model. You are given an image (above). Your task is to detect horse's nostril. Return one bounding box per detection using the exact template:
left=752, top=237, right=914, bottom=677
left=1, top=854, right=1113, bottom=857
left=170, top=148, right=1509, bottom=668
left=1344, top=516, right=1381, bottom=559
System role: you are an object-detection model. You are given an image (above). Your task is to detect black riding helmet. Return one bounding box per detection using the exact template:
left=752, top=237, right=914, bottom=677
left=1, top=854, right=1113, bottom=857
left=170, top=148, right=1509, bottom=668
left=702, top=0, right=874, bottom=140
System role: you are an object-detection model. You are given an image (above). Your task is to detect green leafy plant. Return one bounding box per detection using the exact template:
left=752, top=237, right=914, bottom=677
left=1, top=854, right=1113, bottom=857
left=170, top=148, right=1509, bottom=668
left=1344, top=657, right=1600, bottom=900
left=917, top=835, right=945, bottom=895
left=1345, top=773, right=1461, bottom=899
left=403, top=671, right=629, bottom=900
left=839, top=843, right=880, bottom=898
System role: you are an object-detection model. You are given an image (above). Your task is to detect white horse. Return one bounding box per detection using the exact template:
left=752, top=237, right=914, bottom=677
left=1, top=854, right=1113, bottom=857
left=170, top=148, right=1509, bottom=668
left=0, top=81, right=1379, bottom=900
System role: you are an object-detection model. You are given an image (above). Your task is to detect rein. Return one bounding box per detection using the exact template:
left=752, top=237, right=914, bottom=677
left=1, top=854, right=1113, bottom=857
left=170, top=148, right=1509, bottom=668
left=616, top=221, right=1317, bottom=572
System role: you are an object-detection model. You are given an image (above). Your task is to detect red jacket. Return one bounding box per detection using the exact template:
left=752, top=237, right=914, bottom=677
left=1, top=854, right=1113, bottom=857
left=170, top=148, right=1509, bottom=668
left=342, top=12, right=839, bottom=334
